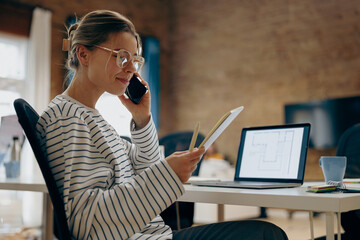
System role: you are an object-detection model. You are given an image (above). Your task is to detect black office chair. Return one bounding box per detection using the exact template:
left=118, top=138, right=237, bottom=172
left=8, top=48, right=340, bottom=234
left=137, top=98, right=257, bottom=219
left=337, top=123, right=360, bottom=178
left=336, top=123, right=360, bottom=239
left=159, top=131, right=205, bottom=230
left=315, top=123, right=360, bottom=240
left=13, top=99, right=71, bottom=240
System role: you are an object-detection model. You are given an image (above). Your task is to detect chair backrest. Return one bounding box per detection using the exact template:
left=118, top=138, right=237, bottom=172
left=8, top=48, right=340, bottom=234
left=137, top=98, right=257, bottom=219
left=336, top=123, right=360, bottom=178
left=159, top=131, right=205, bottom=176
left=13, top=99, right=71, bottom=240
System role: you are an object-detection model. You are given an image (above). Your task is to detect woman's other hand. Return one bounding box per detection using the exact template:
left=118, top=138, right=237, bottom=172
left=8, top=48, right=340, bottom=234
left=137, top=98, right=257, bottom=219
left=166, top=147, right=206, bottom=183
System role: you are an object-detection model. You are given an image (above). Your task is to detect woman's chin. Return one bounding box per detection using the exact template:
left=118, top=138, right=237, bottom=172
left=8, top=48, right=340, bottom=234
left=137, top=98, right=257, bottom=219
left=106, top=89, right=126, bottom=96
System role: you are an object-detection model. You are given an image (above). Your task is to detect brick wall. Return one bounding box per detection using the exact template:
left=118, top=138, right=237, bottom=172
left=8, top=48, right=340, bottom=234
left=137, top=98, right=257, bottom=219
left=4, top=0, right=360, bottom=180
left=167, top=0, right=360, bottom=180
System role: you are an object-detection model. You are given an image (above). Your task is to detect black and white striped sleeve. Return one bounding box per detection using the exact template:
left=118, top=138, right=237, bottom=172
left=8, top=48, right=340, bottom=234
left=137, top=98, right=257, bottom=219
left=127, top=116, right=164, bottom=173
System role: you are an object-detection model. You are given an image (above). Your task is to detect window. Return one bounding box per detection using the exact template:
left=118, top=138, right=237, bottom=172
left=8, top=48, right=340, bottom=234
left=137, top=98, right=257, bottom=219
left=0, top=33, right=27, bottom=80
left=96, top=93, right=132, bottom=137
left=0, top=32, right=28, bottom=120
left=0, top=31, right=29, bottom=231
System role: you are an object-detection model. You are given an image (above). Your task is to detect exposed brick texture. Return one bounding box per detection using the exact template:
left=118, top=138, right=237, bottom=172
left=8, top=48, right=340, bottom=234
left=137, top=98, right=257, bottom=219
left=168, top=0, right=360, bottom=180
left=3, top=0, right=360, bottom=180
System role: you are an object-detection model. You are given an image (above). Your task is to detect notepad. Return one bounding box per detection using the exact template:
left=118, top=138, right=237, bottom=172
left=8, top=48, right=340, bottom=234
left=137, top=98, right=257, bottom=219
left=307, top=184, right=337, bottom=193
left=198, top=106, right=244, bottom=151
left=343, top=178, right=360, bottom=184
left=307, top=181, right=360, bottom=193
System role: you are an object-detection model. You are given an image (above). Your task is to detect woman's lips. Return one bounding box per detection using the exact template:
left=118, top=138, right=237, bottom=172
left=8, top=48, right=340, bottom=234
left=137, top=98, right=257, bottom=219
left=116, top=77, right=130, bottom=86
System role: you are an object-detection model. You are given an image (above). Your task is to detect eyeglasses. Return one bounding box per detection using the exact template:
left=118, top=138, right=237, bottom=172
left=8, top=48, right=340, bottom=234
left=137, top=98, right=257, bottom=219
left=94, top=45, right=145, bottom=72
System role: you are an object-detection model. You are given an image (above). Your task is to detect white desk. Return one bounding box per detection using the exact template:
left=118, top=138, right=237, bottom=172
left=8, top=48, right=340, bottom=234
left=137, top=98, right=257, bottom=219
left=179, top=182, right=360, bottom=240
left=1, top=178, right=359, bottom=240
left=0, top=177, right=52, bottom=240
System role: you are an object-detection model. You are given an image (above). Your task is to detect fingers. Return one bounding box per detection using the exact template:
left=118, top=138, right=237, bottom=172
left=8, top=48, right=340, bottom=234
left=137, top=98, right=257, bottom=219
left=185, top=147, right=205, bottom=160
left=176, top=148, right=205, bottom=165
left=190, top=163, right=198, bottom=172
left=172, top=147, right=204, bottom=157
left=138, top=75, right=149, bottom=88
left=134, top=73, right=150, bottom=93
left=192, top=146, right=205, bottom=155
left=118, top=94, right=126, bottom=101
left=166, top=147, right=206, bottom=183
left=172, top=151, right=186, bottom=155
left=118, top=94, right=132, bottom=106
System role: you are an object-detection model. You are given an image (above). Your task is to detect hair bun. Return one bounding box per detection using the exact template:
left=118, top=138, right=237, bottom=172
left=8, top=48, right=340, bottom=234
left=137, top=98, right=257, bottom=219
left=63, top=23, right=78, bottom=51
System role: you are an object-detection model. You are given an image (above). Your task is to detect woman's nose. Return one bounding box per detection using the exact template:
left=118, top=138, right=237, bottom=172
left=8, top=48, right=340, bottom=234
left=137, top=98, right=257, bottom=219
left=124, top=60, right=137, bottom=73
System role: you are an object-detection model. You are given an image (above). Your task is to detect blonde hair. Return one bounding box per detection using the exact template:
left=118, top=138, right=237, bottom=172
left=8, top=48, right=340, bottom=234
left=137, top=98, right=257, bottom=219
left=65, top=10, right=141, bottom=71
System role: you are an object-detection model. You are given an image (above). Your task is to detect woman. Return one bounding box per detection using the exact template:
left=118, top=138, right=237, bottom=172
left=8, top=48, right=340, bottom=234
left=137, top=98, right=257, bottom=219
left=37, top=10, right=288, bottom=240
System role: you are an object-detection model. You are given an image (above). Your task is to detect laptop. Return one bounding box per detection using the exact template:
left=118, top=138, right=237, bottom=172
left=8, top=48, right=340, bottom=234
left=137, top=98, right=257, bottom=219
left=192, top=123, right=311, bottom=189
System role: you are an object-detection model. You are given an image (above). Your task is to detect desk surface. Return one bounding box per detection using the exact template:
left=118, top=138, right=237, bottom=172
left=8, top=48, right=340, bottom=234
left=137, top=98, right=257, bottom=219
left=0, top=176, right=47, bottom=192
left=1, top=178, right=359, bottom=213
left=180, top=182, right=360, bottom=213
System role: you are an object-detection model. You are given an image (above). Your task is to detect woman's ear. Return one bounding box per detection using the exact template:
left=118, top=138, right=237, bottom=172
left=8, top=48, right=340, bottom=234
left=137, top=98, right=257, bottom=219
left=76, top=45, right=90, bottom=67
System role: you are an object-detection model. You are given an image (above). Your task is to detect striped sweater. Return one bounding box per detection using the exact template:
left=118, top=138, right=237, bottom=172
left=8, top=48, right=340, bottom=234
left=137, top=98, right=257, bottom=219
left=36, top=95, right=184, bottom=239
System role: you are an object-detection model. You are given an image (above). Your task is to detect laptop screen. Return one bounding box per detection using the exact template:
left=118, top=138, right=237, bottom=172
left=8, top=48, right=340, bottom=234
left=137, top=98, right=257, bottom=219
left=235, top=123, right=311, bottom=182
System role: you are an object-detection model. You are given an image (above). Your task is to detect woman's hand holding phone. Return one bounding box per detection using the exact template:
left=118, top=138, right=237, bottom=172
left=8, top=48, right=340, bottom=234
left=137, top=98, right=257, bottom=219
left=118, top=73, right=151, bottom=129
left=125, top=74, right=148, bottom=104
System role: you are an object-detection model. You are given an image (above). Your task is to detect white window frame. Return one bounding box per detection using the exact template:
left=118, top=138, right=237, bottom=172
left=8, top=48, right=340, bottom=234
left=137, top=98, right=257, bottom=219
left=0, top=32, right=28, bottom=119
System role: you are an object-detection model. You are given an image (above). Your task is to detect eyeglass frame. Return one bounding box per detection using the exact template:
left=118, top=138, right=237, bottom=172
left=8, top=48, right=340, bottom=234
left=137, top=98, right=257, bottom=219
left=94, top=45, right=145, bottom=72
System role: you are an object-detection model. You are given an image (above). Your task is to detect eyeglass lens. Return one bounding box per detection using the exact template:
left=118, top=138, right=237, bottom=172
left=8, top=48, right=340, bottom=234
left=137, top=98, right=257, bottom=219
left=116, top=50, right=143, bottom=72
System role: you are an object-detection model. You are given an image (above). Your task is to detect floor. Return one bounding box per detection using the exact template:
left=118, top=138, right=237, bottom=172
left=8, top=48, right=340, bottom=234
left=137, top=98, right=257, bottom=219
left=260, top=209, right=340, bottom=240
left=194, top=204, right=342, bottom=240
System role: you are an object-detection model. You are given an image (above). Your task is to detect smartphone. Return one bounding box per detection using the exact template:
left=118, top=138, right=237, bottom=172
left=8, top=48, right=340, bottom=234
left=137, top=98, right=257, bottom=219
left=125, top=75, right=148, bottom=104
